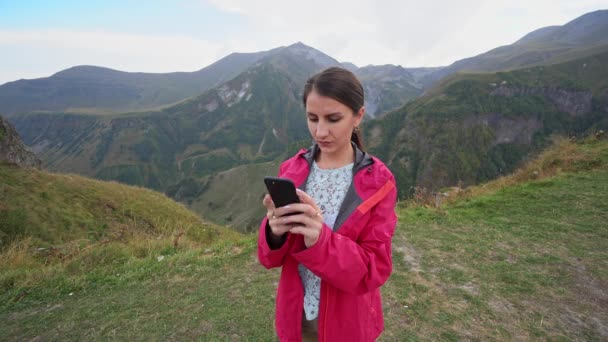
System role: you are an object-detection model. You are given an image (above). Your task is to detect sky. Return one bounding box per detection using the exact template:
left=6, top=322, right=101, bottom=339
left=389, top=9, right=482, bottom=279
left=0, top=0, right=606, bottom=85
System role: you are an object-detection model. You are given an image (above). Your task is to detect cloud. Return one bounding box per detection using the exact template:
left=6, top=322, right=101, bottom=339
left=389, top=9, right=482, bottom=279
left=0, top=1, right=605, bottom=84
left=0, top=29, right=226, bottom=84
left=206, top=0, right=608, bottom=67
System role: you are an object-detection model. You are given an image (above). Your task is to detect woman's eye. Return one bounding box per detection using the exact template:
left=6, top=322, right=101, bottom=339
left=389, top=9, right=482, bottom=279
left=308, top=117, right=318, bottom=122
left=329, top=117, right=341, bottom=123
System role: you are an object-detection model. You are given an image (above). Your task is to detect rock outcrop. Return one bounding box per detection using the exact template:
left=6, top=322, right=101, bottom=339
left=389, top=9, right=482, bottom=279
left=0, top=115, right=41, bottom=168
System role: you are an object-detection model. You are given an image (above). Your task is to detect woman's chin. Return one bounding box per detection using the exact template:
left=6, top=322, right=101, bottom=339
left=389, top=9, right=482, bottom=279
left=317, top=145, right=335, bottom=154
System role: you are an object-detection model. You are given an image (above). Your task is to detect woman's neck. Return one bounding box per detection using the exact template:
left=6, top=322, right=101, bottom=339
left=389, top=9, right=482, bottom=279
left=316, top=144, right=354, bottom=170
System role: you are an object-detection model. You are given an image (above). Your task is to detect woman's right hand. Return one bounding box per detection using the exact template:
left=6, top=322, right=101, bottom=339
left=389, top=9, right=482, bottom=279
left=263, top=194, right=292, bottom=238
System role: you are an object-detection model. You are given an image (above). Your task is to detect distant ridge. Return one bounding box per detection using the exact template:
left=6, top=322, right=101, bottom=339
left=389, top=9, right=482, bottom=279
left=0, top=48, right=277, bottom=115
left=421, top=9, right=608, bottom=88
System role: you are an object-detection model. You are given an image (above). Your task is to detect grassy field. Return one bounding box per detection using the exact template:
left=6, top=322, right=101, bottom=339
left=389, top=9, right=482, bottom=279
left=1, top=136, right=607, bottom=340
left=380, top=135, right=608, bottom=341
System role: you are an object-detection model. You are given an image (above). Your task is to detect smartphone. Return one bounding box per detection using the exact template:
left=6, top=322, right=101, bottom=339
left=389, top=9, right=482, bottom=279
left=264, top=177, right=300, bottom=208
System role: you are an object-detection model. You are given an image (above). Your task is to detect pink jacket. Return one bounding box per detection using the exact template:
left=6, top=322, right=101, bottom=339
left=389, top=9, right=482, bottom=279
left=258, top=144, right=398, bottom=341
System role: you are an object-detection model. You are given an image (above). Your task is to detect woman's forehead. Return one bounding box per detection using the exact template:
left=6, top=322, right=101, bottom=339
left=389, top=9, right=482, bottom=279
left=306, top=91, right=350, bottom=115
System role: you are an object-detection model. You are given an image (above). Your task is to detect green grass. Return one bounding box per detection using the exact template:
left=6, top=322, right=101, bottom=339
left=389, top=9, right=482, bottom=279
left=1, top=138, right=607, bottom=340
left=0, top=164, right=238, bottom=247
left=1, top=238, right=279, bottom=340
left=380, top=137, right=608, bottom=341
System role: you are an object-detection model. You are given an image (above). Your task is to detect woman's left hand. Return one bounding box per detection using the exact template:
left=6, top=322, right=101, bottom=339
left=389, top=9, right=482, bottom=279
left=278, top=189, right=324, bottom=247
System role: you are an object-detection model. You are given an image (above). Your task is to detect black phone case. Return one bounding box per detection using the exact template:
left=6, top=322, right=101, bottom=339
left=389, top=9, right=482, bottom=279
left=264, top=177, right=300, bottom=208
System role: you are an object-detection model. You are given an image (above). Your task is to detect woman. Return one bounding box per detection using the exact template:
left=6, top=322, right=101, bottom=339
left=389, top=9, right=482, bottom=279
left=258, top=67, right=397, bottom=341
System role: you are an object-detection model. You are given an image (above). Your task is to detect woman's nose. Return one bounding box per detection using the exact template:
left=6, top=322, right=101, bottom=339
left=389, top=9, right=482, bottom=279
left=315, top=122, right=329, bottom=137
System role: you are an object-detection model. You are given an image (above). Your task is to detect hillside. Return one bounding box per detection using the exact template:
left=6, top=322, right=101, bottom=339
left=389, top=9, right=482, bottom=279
left=0, top=163, right=240, bottom=249
left=167, top=160, right=281, bottom=232
left=366, top=49, right=608, bottom=198
left=1, top=134, right=606, bottom=340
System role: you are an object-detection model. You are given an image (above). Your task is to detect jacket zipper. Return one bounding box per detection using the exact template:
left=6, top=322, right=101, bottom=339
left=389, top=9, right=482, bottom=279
left=322, top=282, right=329, bottom=341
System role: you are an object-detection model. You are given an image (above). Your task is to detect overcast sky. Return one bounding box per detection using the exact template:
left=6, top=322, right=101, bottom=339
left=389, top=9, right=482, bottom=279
left=0, top=0, right=606, bottom=85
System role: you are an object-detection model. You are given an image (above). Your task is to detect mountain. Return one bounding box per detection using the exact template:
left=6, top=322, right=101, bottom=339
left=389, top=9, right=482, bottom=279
left=3, top=44, right=340, bottom=230
left=0, top=48, right=278, bottom=116
left=6, top=42, right=419, bottom=184
left=515, top=10, right=608, bottom=45
left=356, top=65, right=423, bottom=118
left=7, top=8, right=608, bottom=228
left=0, top=42, right=427, bottom=119
left=422, top=10, right=608, bottom=89
left=365, top=49, right=608, bottom=198
left=0, top=115, right=40, bottom=168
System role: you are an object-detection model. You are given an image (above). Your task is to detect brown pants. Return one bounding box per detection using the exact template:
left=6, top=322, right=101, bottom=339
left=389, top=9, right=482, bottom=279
left=302, top=313, right=318, bottom=342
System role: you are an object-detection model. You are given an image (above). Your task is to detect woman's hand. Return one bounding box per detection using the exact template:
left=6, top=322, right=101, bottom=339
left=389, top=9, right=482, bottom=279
left=263, top=194, right=292, bottom=238
left=263, top=189, right=324, bottom=247
left=284, top=189, right=324, bottom=247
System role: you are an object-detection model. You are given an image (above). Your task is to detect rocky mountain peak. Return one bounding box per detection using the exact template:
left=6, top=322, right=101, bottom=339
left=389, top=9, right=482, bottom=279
left=282, top=42, right=340, bottom=68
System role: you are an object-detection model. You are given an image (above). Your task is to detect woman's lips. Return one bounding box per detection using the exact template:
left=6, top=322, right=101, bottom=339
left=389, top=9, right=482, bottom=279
left=318, top=141, right=332, bottom=148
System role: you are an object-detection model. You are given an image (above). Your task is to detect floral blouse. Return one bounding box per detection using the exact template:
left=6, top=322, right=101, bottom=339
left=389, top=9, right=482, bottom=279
left=298, top=160, right=353, bottom=320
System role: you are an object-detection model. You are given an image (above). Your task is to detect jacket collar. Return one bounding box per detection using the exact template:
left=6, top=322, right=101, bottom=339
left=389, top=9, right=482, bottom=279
left=301, top=141, right=374, bottom=173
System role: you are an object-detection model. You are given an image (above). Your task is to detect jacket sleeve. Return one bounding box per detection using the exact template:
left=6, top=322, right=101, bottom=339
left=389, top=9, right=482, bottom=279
left=292, top=179, right=397, bottom=295
left=257, top=217, right=293, bottom=269
left=257, top=162, right=294, bottom=269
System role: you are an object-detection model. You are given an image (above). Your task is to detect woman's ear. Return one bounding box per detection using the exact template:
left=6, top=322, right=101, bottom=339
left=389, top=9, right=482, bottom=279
left=354, top=106, right=365, bottom=127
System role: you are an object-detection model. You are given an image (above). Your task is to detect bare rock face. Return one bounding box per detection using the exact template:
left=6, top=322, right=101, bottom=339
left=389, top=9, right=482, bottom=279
left=0, top=115, right=41, bottom=168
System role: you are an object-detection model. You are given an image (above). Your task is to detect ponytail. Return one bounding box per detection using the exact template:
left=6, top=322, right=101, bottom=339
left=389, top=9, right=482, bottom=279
left=351, top=126, right=364, bottom=151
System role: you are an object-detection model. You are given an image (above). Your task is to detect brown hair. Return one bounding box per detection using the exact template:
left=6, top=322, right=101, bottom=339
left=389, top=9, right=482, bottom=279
left=302, top=67, right=365, bottom=150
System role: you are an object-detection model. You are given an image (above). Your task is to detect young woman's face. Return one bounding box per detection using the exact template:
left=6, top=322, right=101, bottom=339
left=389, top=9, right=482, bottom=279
left=305, top=89, right=364, bottom=158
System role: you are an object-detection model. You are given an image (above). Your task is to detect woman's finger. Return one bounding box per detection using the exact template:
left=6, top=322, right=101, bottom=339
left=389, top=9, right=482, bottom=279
left=273, top=203, right=309, bottom=217
left=275, top=203, right=320, bottom=218
left=288, top=226, right=309, bottom=236
left=267, top=215, right=292, bottom=235
left=289, top=225, right=321, bottom=247
left=295, top=189, right=322, bottom=214
left=276, top=213, right=315, bottom=227
left=262, top=194, right=276, bottom=210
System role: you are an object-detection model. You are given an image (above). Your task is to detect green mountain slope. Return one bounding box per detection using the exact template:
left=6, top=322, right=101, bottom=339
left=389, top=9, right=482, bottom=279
left=1, top=133, right=606, bottom=340
left=366, top=49, right=608, bottom=198
left=9, top=46, right=316, bottom=190
left=167, top=160, right=281, bottom=232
